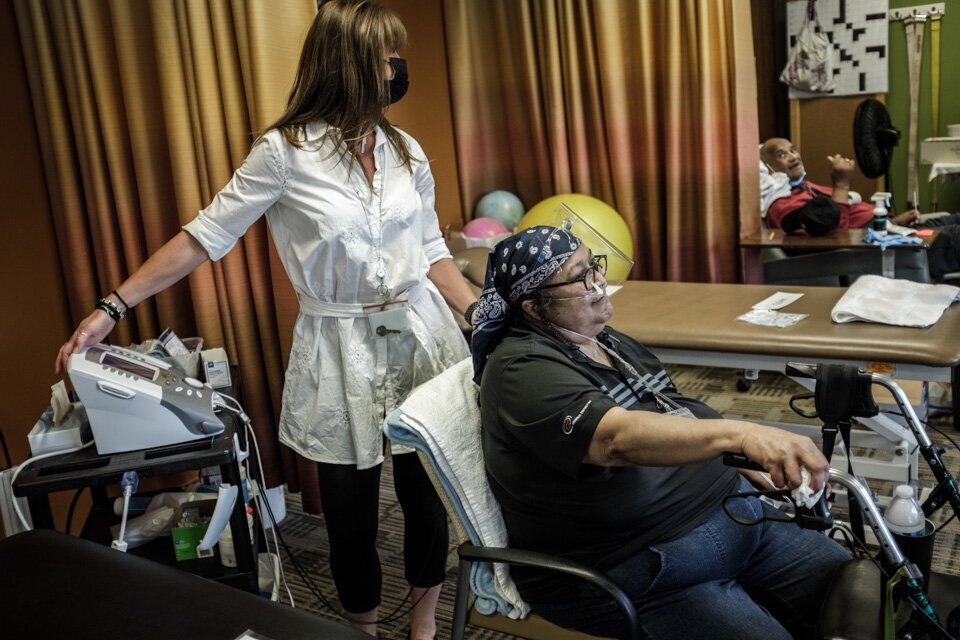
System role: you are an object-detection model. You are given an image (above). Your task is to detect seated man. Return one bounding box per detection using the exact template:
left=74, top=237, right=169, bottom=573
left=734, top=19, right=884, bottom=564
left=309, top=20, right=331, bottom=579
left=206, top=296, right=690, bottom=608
left=761, top=137, right=960, bottom=278
left=761, top=137, right=916, bottom=233
left=472, top=226, right=851, bottom=640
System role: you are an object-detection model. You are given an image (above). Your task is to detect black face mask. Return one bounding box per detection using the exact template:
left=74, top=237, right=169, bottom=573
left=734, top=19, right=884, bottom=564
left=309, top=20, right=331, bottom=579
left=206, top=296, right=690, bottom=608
left=387, top=58, right=409, bottom=104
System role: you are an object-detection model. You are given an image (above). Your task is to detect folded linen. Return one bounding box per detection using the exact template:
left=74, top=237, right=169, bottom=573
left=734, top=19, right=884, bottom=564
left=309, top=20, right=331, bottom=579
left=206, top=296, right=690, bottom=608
left=831, top=274, right=960, bottom=327
left=383, top=358, right=531, bottom=619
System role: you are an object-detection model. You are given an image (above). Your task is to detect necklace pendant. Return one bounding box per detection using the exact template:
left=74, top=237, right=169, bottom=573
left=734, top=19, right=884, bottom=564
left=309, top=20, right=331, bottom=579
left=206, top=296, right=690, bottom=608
left=377, top=283, right=390, bottom=297
left=376, top=266, right=386, bottom=279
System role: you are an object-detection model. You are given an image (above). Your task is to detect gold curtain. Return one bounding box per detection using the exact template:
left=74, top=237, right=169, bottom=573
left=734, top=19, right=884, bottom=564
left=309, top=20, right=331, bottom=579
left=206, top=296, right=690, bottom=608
left=443, top=0, right=758, bottom=283
left=13, top=0, right=326, bottom=510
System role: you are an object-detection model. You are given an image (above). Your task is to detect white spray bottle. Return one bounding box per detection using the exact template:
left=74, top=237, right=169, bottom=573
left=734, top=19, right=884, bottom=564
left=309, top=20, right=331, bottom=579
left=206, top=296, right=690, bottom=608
left=870, top=192, right=892, bottom=236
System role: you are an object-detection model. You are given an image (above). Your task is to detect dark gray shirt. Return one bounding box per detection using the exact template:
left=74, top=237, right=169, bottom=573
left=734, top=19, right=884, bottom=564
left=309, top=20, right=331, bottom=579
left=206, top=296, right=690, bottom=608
left=479, top=323, right=738, bottom=602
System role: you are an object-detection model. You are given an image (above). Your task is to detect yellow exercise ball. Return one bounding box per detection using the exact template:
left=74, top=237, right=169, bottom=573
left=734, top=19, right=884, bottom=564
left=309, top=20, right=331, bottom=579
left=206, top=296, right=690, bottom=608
left=518, top=193, right=634, bottom=281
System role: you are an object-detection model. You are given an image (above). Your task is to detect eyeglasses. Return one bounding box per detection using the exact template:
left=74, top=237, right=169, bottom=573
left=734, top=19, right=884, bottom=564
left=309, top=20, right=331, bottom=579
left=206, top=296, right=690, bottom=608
left=538, top=255, right=607, bottom=292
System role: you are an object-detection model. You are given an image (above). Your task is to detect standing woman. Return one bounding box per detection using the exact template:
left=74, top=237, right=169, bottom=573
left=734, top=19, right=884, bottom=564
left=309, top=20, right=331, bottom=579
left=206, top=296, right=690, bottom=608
left=55, top=1, right=476, bottom=637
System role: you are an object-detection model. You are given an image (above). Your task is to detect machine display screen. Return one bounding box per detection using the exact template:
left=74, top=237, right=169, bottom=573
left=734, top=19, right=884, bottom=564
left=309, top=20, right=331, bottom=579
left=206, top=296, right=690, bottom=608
left=101, top=353, right=158, bottom=381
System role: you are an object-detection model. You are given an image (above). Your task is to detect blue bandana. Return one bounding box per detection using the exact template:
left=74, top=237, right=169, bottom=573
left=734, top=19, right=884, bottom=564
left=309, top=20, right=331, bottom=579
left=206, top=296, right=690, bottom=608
left=471, top=226, right=580, bottom=382
left=788, top=171, right=807, bottom=188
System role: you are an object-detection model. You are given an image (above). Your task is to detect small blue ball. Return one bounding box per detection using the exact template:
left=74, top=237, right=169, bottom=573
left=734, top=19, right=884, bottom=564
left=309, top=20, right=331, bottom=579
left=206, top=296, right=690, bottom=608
left=474, top=190, right=525, bottom=230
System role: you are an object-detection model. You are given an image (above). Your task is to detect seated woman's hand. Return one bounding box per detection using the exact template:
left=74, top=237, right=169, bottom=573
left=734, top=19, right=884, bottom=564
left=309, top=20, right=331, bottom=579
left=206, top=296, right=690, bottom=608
left=738, top=424, right=830, bottom=492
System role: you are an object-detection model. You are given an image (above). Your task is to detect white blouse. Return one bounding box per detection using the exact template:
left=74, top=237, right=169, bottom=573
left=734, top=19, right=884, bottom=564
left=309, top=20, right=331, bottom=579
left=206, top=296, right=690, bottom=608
left=183, top=122, right=468, bottom=468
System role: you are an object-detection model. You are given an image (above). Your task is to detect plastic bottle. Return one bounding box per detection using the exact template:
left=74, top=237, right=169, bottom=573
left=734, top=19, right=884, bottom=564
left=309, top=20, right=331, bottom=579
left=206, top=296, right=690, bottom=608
left=883, top=484, right=925, bottom=536
left=218, top=507, right=255, bottom=568
left=870, top=192, right=892, bottom=236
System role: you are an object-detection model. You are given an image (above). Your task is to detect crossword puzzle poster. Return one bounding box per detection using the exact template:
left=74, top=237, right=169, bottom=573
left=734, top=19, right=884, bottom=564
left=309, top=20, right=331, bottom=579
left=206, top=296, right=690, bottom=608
left=786, top=0, right=889, bottom=98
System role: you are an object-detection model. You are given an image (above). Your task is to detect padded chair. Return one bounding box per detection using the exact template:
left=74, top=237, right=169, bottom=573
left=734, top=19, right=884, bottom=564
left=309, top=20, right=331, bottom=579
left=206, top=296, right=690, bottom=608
left=384, top=359, right=638, bottom=640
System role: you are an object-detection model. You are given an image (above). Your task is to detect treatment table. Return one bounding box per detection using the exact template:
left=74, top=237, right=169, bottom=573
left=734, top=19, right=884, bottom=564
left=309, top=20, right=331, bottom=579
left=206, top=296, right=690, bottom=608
left=608, top=280, right=960, bottom=491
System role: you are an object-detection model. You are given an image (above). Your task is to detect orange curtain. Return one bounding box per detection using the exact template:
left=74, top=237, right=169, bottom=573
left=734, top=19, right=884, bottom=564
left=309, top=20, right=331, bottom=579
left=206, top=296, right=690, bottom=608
left=13, top=0, right=327, bottom=510
left=443, top=0, right=758, bottom=283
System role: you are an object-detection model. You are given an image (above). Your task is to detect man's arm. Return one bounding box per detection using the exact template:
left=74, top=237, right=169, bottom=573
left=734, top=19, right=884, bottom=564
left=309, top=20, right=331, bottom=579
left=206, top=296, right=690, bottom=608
left=585, top=406, right=829, bottom=491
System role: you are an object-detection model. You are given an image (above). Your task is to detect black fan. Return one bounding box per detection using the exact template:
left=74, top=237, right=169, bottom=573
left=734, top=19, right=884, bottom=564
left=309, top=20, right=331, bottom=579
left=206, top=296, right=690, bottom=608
left=852, top=98, right=901, bottom=194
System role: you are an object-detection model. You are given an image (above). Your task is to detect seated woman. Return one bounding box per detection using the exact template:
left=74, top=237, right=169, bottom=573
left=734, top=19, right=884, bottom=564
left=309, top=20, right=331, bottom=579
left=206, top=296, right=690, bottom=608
left=472, top=226, right=851, bottom=640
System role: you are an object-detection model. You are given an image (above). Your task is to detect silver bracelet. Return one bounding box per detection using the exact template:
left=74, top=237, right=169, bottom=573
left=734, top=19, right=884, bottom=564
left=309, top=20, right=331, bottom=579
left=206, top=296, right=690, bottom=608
left=96, top=297, right=126, bottom=322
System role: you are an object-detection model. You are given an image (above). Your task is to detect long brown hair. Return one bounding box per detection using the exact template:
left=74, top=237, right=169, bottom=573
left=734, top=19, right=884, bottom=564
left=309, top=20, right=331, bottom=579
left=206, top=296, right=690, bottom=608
left=268, top=0, right=415, bottom=171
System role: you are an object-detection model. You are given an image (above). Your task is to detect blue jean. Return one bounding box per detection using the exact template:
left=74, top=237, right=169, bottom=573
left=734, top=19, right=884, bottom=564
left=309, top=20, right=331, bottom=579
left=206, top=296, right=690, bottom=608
left=531, top=480, right=851, bottom=639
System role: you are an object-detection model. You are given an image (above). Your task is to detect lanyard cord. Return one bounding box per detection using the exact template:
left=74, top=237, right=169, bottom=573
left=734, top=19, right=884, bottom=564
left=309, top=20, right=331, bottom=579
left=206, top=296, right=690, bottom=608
left=353, top=140, right=390, bottom=298
left=556, top=326, right=684, bottom=412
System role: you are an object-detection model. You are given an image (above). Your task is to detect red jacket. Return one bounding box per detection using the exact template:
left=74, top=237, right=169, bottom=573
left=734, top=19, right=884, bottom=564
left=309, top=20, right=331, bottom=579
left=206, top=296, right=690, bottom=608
left=766, top=182, right=874, bottom=232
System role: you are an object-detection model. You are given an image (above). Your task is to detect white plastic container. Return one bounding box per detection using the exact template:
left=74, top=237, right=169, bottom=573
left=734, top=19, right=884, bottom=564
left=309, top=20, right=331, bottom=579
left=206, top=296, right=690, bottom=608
left=883, top=484, right=925, bottom=536
left=870, top=192, right=891, bottom=236
left=218, top=510, right=254, bottom=567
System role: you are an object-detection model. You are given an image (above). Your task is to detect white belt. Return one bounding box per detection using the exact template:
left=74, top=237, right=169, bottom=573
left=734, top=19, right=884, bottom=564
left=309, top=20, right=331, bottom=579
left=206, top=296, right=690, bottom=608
left=297, top=279, right=426, bottom=318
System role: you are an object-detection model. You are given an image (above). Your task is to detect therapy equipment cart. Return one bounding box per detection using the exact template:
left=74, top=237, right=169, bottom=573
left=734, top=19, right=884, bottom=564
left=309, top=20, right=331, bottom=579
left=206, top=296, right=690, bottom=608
left=12, top=400, right=258, bottom=593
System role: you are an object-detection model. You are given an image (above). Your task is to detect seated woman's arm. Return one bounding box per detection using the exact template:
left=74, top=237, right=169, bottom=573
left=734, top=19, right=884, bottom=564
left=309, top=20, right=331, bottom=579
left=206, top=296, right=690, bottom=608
left=586, top=406, right=829, bottom=491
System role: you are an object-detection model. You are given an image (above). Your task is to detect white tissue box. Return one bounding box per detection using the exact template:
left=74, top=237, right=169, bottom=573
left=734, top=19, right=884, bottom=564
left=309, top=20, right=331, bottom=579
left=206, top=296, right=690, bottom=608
left=28, top=402, right=92, bottom=455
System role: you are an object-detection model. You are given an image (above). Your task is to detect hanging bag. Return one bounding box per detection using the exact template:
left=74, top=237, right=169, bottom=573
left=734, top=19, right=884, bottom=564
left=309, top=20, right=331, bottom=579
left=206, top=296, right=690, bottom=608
left=780, top=0, right=836, bottom=93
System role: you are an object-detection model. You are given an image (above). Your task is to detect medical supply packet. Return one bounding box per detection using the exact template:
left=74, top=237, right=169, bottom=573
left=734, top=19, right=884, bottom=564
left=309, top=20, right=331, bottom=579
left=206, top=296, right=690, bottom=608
left=736, top=291, right=807, bottom=328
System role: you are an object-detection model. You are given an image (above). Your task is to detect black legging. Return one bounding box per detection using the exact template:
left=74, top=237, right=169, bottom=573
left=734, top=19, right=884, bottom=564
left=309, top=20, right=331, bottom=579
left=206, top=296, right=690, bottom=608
left=316, top=452, right=448, bottom=613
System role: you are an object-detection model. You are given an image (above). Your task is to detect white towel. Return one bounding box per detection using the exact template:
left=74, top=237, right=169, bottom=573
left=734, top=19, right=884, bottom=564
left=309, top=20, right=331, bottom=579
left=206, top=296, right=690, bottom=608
left=831, top=275, right=960, bottom=327
left=391, top=358, right=531, bottom=619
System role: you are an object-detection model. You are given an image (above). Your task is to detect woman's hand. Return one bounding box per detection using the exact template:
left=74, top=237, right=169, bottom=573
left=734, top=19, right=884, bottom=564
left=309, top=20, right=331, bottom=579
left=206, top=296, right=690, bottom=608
left=56, top=310, right=115, bottom=374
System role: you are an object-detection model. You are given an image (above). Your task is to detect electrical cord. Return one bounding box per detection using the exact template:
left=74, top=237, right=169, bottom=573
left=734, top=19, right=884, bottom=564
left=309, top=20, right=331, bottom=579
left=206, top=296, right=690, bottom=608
left=64, top=487, right=85, bottom=535
left=240, top=411, right=295, bottom=606
left=0, top=425, right=11, bottom=470
left=213, top=391, right=435, bottom=628
left=212, top=392, right=294, bottom=602
left=112, top=470, right=140, bottom=552
left=10, top=441, right=96, bottom=531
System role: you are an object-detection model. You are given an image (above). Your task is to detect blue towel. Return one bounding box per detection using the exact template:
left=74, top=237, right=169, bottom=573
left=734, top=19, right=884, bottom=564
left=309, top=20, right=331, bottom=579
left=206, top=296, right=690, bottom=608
left=862, top=228, right=923, bottom=249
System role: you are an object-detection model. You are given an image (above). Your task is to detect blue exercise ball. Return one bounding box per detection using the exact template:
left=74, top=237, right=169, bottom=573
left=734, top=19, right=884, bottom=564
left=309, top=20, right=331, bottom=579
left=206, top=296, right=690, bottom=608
left=474, top=190, right=525, bottom=231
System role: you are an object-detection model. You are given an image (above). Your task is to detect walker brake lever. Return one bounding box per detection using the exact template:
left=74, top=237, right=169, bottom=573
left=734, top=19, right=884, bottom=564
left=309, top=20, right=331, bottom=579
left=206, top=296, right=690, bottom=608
left=722, top=488, right=834, bottom=531
left=722, top=452, right=764, bottom=471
